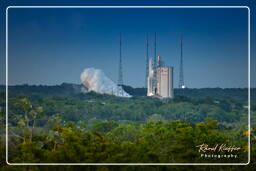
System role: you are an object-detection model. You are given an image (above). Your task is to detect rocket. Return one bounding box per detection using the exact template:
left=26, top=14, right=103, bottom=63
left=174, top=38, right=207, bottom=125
left=147, top=58, right=156, bottom=96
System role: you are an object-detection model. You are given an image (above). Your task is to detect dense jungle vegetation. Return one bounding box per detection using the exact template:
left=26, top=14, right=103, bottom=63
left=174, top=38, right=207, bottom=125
left=0, top=83, right=255, bottom=170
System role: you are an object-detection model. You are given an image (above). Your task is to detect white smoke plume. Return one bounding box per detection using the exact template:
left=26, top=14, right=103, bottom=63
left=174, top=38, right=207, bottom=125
left=80, top=68, right=131, bottom=97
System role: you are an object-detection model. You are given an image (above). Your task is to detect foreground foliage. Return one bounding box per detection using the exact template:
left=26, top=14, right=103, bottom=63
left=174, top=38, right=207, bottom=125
left=0, top=86, right=254, bottom=170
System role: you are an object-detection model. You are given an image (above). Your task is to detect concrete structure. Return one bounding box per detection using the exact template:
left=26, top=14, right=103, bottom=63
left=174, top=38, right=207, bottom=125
left=156, top=66, right=173, bottom=98
left=147, top=56, right=174, bottom=98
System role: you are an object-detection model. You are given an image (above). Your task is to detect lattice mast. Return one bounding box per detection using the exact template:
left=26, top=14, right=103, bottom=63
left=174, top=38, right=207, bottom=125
left=145, top=33, right=149, bottom=88
left=153, top=32, right=157, bottom=94
left=117, top=33, right=123, bottom=95
left=179, top=35, right=185, bottom=88
left=154, top=32, right=157, bottom=69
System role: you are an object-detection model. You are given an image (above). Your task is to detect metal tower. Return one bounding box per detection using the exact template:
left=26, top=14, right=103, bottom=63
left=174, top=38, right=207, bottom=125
left=145, top=33, right=149, bottom=88
left=179, top=35, right=185, bottom=88
left=117, top=33, right=123, bottom=95
left=152, top=32, right=157, bottom=94
left=154, top=32, right=157, bottom=68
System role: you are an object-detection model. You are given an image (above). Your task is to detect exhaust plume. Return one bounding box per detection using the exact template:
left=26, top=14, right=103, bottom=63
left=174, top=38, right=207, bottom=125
left=80, top=68, right=131, bottom=97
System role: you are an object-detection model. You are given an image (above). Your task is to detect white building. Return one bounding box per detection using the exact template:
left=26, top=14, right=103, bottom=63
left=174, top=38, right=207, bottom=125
left=147, top=56, right=174, bottom=98
left=156, top=66, right=173, bottom=98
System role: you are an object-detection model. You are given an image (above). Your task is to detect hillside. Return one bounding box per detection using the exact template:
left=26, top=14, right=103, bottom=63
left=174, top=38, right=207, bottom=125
left=0, top=83, right=254, bottom=126
left=1, top=83, right=254, bottom=101
left=0, top=83, right=254, bottom=166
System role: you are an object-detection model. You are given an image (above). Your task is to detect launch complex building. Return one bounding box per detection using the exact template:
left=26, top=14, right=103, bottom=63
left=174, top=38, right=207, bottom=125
left=145, top=32, right=175, bottom=99
left=117, top=32, right=185, bottom=99
left=147, top=55, right=174, bottom=98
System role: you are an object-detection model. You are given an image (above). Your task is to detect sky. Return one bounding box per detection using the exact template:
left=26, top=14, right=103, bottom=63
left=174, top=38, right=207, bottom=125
left=0, top=0, right=255, bottom=88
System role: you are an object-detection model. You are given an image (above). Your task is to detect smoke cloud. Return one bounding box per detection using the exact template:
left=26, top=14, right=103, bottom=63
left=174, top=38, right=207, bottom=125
left=80, top=68, right=131, bottom=97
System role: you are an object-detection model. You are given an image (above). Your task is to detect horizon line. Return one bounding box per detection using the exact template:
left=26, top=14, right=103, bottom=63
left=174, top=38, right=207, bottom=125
left=0, top=83, right=253, bottom=89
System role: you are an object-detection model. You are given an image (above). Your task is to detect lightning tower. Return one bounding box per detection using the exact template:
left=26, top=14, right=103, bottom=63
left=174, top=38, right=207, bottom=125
left=117, top=33, right=123, bottom=95
left=154, top=32, right=157, bottom=68
left=152, top=32, right=157, bottom=93
left=179, top=35, right=186, bottom=89
left=145, top=33, right=149, bottom=88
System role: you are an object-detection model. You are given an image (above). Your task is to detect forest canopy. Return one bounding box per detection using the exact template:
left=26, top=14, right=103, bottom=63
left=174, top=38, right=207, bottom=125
left=0, top=84, right=254, bottom=170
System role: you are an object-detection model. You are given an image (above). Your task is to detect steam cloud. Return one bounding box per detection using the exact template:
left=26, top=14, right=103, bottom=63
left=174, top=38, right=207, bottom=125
left=80, top=68, right=131, bottom=97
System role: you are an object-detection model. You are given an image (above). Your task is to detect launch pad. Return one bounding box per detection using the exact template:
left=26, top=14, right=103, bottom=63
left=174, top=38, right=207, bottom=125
left=147, top=56, right=174, bottom=98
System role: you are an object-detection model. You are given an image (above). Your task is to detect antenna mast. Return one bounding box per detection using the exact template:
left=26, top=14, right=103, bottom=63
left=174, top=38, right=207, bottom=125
left=145, top=33, right=149, bottom=88
left=179, top=35, right=185, bottom=88
left=117, top=33, right=123, bottom=95
left=154, top=32, right=157, bottom=68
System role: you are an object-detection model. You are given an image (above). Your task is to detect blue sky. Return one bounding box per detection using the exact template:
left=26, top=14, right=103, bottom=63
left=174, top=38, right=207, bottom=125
left=0, top=0, right=255, bottom=88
